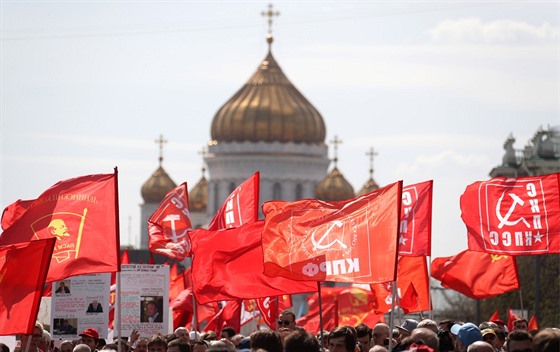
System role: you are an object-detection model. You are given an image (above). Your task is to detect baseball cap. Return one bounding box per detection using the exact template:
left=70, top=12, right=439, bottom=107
left=481, top=329, right=496, bottom=337
left=451, top=323, right=482, bottom=347
left=189, top=331, right=201, bottom=340
left=396, top=319, right=419, bottom=333
left=79, top=328, right=99, bottom=340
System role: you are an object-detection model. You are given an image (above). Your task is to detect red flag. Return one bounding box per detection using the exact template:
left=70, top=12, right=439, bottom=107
left=148, top=183, right=193, bottom=260
left=204, top=301, right=241, bottom=333
left=460, top=173, right=560, bottom=255
left=0, top=238, right=56, bottom=335
left=170, top=287, right=220, bottom=328
left=262, top=181, right=402, bottom=283
left=399, top=283, right=419, bottom=314
left=190, top=221, right=316, bottom=304
left=431, top=250, right=520, bottom=299
left=255, top=295, right=292, bottom=329
left=488, top=309, right=500, bottom=322
left=528, top=314, right=538, bottom=331
left=207, top=172, right=260, bottom=231
left=1, top=199, right=33, bottom=230
left=369, top=256, right=430, bottom=314
left=169, top=269, right=186, bottom=303
left=507, top=308, right=521, bottom=332
left=0, top=173, right=120, bottom=282
left=296, top=296, right=338, bottom=334
left=399, top=181, right=432, bottom=256
left=170, top=263, right=179, bottom=281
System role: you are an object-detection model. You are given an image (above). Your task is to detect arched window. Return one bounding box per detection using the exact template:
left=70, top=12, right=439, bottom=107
left=273, top=182, right=282, bottom=200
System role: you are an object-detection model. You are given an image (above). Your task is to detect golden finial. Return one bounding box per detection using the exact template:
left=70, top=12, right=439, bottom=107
left=261, top=4, right=280, bottom=49
left=155, top=134, right=168, bottom=166
left=198, top=146, right=208, bottom=176
left=366, top=147, right=379, bottom=178
left=329, top=135, right=342, bottom=167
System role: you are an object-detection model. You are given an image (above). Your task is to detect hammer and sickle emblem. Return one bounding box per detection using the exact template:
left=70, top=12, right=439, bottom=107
left=496, top=191, right=530, bottom=229
left=490, top=254, right=507, bottom=263
left=311, top=220, right=345, bottom=251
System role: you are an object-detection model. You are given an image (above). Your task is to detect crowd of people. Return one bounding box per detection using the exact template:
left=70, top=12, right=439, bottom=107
left=2, top=311, right=558, bottom=352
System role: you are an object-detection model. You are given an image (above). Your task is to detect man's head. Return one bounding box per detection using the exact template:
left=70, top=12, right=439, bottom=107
left=49, top=219, right=70, bottom=240
left=410, top=327, right=439, bottom=352
left=355, top=323, right=372, bottom=350
left=146, top=301, right=159, bottom=317
left=513, top=319, right=528, bottom=331
left=481, top=329, right=498, bottom=348
left=277, top=310, right=297, bottom=331
left=20, top=323, right=44, bottom=351
left=190, top=340, right=207, bottom=352
left=284, top=330, right=320, bottom=352
left=79, top=328, right=99, bottom=350
left=417, top=320, right=438, bottom=334
left=147, top=334, right=167, bottom=352
left=395, top=319, right=419, bottom=341
left=451, top=323, right=482, bottom=352
left=506, top=330, right=532, bottom=352
left=372, top=323, right=390, bottom=347
left=249, top=330, right=282, bottom=352
left=61, top=340, right=74, bottom=352
left=466, top=341, right=494, bottom=352
left=166, top=339, right=190, bottom=352
left=220, top=327, right=236, bottom=340
left=328, top=326, right=357, bottom=352
left=135, top=338, right=149, bottom=352
left=532, top=328, right=560, bottom=352
left=174, top=328, right=189, bottom=342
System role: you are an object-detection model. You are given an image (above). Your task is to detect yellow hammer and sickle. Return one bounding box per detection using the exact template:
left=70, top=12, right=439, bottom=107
left=490, top=254, right=508, bottom=263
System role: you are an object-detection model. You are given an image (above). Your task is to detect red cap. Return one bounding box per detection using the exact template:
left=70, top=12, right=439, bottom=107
left=80, top=328, right=99, bottom=340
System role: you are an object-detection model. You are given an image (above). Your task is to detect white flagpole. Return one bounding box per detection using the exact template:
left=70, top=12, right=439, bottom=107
left=117, top=271, right=122, bottom=352
left=427, top=255, right=433, bottom=320
left=388, top=281, right=397, bottom=352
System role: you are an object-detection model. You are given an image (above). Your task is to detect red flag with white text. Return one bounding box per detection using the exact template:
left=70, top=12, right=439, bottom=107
left=190, top=221, right=316, bottom=304
left=0, top=172, right=120, bottom=282
left=399, top=181, right=432, bottom=256
left=0, top=238, right=56, bottom=335
left=262, top=181, right=402, bottom=283
left=431, top=250, right=519, bottom=299
left=460, top=173, right=560, bottom=255
left=148, top=183, right=193, bottom=260
left=256, top=295, right=292, bottom=329
left=207, top=172, right=260, bottom=231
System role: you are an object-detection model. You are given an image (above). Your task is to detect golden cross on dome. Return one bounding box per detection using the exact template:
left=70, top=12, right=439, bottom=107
left=155, top=134, right=167, bottom=165
left=366, top=147, right=379, bottom=177
left=261, top=4, right=280, bottom=47
left=329, top=135, right=342, bottom=167
left=198, top=146, right=208, bottom=175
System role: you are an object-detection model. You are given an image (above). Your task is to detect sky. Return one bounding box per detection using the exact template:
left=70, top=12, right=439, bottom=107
left=1, top=1, right=559, bottom=258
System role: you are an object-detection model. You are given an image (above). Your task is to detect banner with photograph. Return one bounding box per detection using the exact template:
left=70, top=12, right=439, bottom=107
left=51, top=273, right=111, bottom=339
left=117, top=264, right=169, bottom=336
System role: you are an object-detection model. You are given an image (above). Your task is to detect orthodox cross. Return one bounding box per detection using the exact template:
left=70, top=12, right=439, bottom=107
left=155, top=134, right=167, bottom=166
left=366, top=147, right=378, bottom=178
left=330, top=135, right=342, bottom=167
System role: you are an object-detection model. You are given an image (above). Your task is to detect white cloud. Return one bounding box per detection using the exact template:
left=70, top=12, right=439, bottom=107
left=428, top=18, right=559, bottom=44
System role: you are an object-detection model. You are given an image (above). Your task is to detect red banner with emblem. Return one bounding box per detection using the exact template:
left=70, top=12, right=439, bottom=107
left=0, top=172, right=120, bottom=282
left=399, top=181, right=432, bottom=256
left=262, top=181, right=402, bottom=283
left=148, top=183, right=193, bottom=260
left=207, top=172, right=260, bottom=231
left=0, top=238, right=56, bottom=335
left=255, top=295, right=292, bottom=329
left=431, top=249, right=519, bottom=299
left=460, top=173, right=560, bottom=255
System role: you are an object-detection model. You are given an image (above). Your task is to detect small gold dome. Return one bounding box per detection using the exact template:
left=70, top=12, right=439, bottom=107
left=315, top=167, right=355, bottom=202
left=141, top=166, right=177, bottom=203
left=189, top=176, right=208, bottom=212
left=356, top=177, right=380, bottom=196
left=211, top=51, right=326, bottom=145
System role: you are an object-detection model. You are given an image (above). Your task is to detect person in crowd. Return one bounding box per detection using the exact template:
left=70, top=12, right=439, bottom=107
left=16, top=322, right=44, bottom=352
left=417, top=320, right=438, bottom=334
left=284, top=330, right=320, bottom=352
left=356, top=323, right=372, bottom=351
left=451, top=323, right=482, bottom=352
left=101, top=343, right=118, bottom=352
left=466, top=341, right=494, bottom=352
left=395, top=319, right=419, bottom=343
left=78, top=328, right=99, bottom=352
left=505, top=330, right=532, bottom=352
left=480, top=329, right=499, bottom=351
left=316, top=330, right=330, bottom=350
left=60, top=340, right=74, bottom=352
left=277, top=310, right=297, bottom=331
left=249, top=330, right=282, bottom=352
left=411, top=328, right=439, bottom=352
left=369, top=345, right=388, bottom=352
left=328, top=326, right=357, bottom=352
left=190, top=340, right=207, bottom=352
left=73, top=345, right=91, bottom=352
left=532, top=328, right=560, bottom=352
left=166, top=339, right=190, bottom=352
left=219, top=327, right=236, bottom=341
left=491, top=320, right=507, bottom=334
left=231, top=334, right=244, bottom=348
left=437, top=328, right=454, bottom=352
left=188, top=332, right=200, bottom=342
left=493, top=329, right=506, bottom=351
left=40, top=331, right=53, bottom=352
left=0, top=343, right=9, bottom=352
left=173, top=328, right=189, bottom=343
left=133, top=338, right=149, bottom=352
left=372, top=324, right=391, bottom=348
left=512, top=319, right=528, bottom=331
left=147, top=334, right=167, bottom=352
left=200, top=331, right=218, bottom=341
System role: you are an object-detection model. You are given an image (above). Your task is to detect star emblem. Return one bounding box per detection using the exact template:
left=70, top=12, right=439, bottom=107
left=534, top=232, right=544, bottom=243
left=399, top=235, right=408, bottom=245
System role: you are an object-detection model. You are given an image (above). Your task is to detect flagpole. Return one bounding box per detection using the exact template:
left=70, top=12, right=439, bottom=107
left=192, top=289, right=198, bottom=332
left=114, top=167, right=122, bottom=352
left=117, top=271, right=122, bottom=352
left=427, top=255, right=433, bottom=320
left=518, top=290, right=524, bottom=318
left=317, top=282, right=324, bottom=352
left=388, top=281, right=397, bottom=352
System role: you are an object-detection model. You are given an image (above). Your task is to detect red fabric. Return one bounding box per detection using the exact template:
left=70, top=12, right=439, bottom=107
left=190, top=221, right=316, bottom=304
left=488, top=309, right=500, bottom=322
left=399, top=283, right=419, bottom=314
left=255, top=295, right=292, bottom=329
left=170, top=263, right=179, bottom=281
left=507, top=308, right=521, bottom=332
left=169, top=288, right=219, bottom=329
left=169, top=269, right=186, bottom=303
left=528, top=314, right=538, bottom=331
left=431, top=250, right=520, bottom=299
left=1, top=199, right=33, bottom=230
left=370, top=256, right=430, bottom=314
left=0, top=238, right=56, bottom=335
left=0, top=173, right=119, bottom=282
left=204, top=301, right=241, bottom=333
left=262, top=181, right=402, bottom=283
left=148, top=183, right=193, bottom=260
left=297, top=286, right=385, bottom=334
left=207, top=172, right=260, bottom=231
left=399, top=181, right=433, bottom=256
left=460, top=173, right=560, bottom=255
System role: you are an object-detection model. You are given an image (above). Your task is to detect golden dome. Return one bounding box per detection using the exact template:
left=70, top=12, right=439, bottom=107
left=141, top=166, right=177, bottom=203
left=211, top=50, right=326, bottom=145
left=315, top=167, right=355, bottom=202
left=189, top=176, right=208, bottom=212
left=356, top=177, right=380, bottom=196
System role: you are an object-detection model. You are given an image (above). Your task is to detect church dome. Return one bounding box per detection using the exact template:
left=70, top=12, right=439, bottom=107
left=210, top=48, right=326, bottom=145
left=315, top=167, right=355, bottom=202
left=357, top=177, right=380, bottom=196
left=189, top=175, right=208, bottom=212
left=141, top=166, right=177, bottom=203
